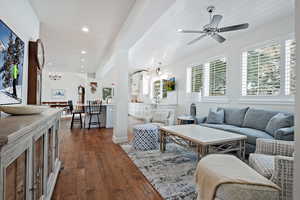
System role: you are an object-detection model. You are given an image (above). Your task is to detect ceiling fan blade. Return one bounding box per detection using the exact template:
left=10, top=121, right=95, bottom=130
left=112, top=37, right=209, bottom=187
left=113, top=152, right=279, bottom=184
left=187, top=34, right=207, bottom=45
left=211, top=33, right=226, bottom=43
left=178, top=29, right=205, bottom=34
left=218, top=23, right=249, bottom=32
left=210, top=15, right=223, bottom=27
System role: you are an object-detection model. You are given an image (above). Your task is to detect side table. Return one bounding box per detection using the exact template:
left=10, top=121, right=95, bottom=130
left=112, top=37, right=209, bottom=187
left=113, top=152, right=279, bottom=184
left=177, top=116, right=196, bottom=125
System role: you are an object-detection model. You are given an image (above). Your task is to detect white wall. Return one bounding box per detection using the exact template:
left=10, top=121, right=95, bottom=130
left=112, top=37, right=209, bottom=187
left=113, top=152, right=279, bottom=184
left=159, top=16, right=295, bottom=116
left=0, top=0, right=40, bottom=104
left=42, top=70, right=88, bottom=103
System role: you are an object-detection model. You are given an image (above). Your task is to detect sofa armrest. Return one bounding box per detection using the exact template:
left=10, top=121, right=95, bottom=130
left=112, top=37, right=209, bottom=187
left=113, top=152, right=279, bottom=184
left=274, top=127, right=294, bottom=141
left=256, top=139, right=294, bottom=157
left=196, top=117, right=207, bottom=124
left=271, top=156, right=294, bottom=199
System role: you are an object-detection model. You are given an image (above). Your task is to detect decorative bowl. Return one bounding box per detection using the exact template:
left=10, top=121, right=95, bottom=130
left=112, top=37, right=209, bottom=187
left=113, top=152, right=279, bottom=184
left=0, top=105, right=48, bottom=115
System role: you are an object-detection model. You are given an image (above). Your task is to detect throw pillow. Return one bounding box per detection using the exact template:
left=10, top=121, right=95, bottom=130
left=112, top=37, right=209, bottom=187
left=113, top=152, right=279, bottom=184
left=206, top=108, right=224, bottom=124
left=265, top=113, right=294, bottom=136
left=221, top=107, right=249, bottom=127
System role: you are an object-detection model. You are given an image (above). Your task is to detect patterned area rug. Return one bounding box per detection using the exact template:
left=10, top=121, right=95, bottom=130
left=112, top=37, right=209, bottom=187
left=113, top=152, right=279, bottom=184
left=121, top=143, right=198, bottom=200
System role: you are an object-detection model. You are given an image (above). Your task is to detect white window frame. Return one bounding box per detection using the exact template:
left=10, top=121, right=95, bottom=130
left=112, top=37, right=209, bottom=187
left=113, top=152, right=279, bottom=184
left=203, top=56, right=228, bottom=98
left=187, top=65, right=204, bottom=93
left=241, top=41, right=282, bottom=97
left=285, top=38, right=296, bottom=96
left=186, top=56, right=229, bottom=103
left=239, top=34, right=295, bottom=104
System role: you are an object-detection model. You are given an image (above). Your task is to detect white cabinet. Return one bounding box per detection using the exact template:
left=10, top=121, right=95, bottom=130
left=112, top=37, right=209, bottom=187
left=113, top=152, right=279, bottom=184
left=105, top=105, right=114, bottom=128
left=0, top=109, right=62, bottom=200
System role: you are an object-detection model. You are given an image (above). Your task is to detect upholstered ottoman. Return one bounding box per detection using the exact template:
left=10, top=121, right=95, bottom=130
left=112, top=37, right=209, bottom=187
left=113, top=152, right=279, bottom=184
left=132, top=124, right=159, bottom=151
left=195, top=154, right=280, bottom=200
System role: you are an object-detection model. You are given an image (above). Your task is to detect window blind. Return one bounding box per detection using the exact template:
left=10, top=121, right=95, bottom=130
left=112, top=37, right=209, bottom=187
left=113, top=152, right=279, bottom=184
left=242, top=43, right=281, bottom=96
left=191, top=65, right=203, bottom=93
left=285, top=39, right=296, bottom=95
left=207, top=58, right=227, bottom=96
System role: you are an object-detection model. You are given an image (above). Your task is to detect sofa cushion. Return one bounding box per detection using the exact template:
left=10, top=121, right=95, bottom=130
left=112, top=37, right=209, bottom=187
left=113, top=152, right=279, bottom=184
left=243, top=109, right=278, bottom=131
left=200, top=123, right=274, bottom=145
left=207, top=108, right=224, bottom=124
left=221, top=107, right=249, bottom=127
left=235, top=128, right=274, bottom=145
left=265, top=113, right=294, bottom=136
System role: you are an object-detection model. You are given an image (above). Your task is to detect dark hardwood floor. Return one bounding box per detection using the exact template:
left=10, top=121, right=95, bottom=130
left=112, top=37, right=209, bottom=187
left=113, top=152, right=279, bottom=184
left=52, top=119, right=162, bottom=200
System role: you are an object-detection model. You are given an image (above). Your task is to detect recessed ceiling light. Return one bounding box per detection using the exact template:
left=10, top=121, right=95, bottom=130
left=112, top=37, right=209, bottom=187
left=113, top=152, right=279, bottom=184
left=177, top=29, right=183, bottom=32
left=81, top=50, right=87, bottom=54
left=81, top=26, right=89, bottom=33
left=81, top=58, right=85, bottom=62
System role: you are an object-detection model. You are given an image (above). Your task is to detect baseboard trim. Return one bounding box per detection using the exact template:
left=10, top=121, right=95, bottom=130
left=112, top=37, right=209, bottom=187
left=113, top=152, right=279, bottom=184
left=113, top=135, right=128, bottom=144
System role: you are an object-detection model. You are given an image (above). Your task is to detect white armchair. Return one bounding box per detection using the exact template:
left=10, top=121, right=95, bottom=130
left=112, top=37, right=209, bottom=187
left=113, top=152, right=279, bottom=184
left=145, top=110, right=174, bottom=126
left=249, top=139, right=294, bottom=200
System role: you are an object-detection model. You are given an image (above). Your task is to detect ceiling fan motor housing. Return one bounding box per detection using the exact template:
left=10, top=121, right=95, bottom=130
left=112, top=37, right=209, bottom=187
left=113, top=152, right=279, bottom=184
left=207, top=6, right=215, bottom=13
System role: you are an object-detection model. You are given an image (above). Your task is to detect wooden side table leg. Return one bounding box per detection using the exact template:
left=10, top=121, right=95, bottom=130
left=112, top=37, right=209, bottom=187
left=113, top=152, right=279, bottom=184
left=163, top=132, right=166, bottom=152
left=160, top=131, right=166, bottom=153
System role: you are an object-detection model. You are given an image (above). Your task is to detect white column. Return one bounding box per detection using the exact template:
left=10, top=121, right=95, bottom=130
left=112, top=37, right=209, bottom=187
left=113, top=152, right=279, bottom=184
left=294, top=0, right=300, bottom=198
left=112, top=50, right=129, bottom=143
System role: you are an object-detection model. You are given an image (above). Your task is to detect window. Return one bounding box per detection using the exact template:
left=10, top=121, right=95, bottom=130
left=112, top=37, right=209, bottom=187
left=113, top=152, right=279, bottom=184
left=191, top=65, right=203, bottom=93
left=153, top=80, right=161, bottom=98
left=187, top=58, right=227, bottom=97
left=285, top=39, right=296, bottom=95
left=242, top=43, right=281, bottom=96
left=206, top=58, right=227, bottom=96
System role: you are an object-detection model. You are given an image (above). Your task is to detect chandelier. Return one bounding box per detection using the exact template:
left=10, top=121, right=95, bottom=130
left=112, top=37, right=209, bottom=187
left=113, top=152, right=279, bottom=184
left=49, top=72, right=62, bottom=80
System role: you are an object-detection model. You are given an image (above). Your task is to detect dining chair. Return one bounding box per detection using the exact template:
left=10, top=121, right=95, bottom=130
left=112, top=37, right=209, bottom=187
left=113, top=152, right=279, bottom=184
left=87, top=100, right=102, bottom=129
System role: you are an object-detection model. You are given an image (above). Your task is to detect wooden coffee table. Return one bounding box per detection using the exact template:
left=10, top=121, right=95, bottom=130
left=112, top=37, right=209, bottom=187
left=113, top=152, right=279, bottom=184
left=160, top=125, right=247, bottom=160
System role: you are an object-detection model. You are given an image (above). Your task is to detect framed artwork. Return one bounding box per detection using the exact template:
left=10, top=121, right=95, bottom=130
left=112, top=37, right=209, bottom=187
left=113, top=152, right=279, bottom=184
left=102, top=87, right=113, bottom=100
left=166, top=77, right=176, bottom=91
left=0, top=20, right=25, bottom=104
left=51, top=89, right=65, bottom=99
left=90, top=82, right=97, bottom=94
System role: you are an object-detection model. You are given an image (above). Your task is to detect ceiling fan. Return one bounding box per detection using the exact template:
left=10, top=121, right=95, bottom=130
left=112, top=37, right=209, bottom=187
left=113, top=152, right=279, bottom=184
left=178, top=6, right=249, bottom=45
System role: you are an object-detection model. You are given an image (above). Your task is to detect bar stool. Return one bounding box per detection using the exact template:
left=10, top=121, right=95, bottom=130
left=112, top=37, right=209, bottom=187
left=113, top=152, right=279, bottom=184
left=87, top=101, right=102, bottom=129
left=69, top=101, right=84, bottom=129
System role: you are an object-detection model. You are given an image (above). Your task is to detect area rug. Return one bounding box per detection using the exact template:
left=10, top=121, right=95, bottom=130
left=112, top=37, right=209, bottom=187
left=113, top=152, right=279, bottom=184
left=121, top=143, right=198, bottom=200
